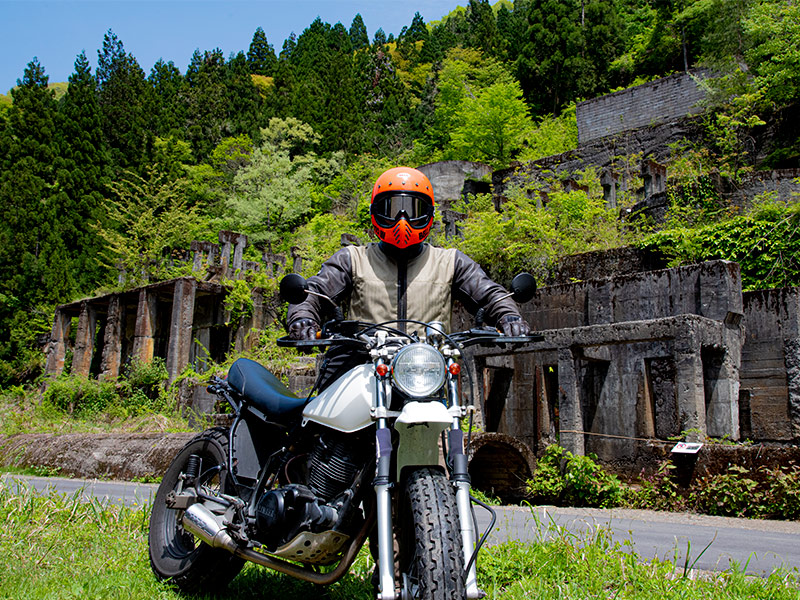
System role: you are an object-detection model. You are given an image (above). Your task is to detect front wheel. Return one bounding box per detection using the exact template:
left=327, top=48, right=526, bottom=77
left=148, top=427, right=244, bottom=593
left=398, top=467, right=466, bottom=600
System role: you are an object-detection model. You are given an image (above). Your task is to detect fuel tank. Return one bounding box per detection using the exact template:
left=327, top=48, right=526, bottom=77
left=302, top=364, right=375, bottom=433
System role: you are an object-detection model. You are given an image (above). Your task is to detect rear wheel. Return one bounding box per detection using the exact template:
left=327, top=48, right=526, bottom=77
left=148, top=427, right=244, bottom=592
left=398, top=467, right=466, bottom=600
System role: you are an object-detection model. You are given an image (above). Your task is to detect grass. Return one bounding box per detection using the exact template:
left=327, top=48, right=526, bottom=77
left=0, top=484, right=797, bottom=600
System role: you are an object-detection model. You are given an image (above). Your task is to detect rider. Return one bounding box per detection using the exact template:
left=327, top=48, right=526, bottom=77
left=287, top=166, right=530, bottom=384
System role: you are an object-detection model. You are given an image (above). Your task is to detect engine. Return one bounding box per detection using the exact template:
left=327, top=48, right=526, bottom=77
left=254, top=433, right=366, bottom=554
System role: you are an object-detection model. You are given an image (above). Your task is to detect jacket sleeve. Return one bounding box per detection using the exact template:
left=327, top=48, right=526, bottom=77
left=286, top=247, right=353, bottom=326
left=451, top=251, right=522, bottom=326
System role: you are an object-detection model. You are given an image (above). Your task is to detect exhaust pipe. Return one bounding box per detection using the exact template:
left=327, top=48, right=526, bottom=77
left=182, top=502, right=374, bottom=586
left=182, top=504, right=238, bottom=551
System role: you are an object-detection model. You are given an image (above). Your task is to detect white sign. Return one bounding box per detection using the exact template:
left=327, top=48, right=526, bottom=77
left=671, top=442, right=703, bottom=454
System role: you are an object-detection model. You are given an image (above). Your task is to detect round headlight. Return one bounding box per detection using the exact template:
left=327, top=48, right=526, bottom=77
left=391, top=343, right=446, bottom=398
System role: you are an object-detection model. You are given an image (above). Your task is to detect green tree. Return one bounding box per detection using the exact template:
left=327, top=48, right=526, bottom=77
left=425, top=48, right=515, bottom=154
left=516, top=0, right=590, bottom=114
left=349, top=14, right=370, bottom=51
left=55, top=51, right=111, bottom=292
left=467, top=0, right=501, bottom=56
left=449, top=80, right=533, bottom=167
left=220, top=119, right=343, bottom=245
left=745, top=0, right=800, bottom=106
left=247, top=27, right=278, bottom=76
left=184, top=48, right=229, bottom=160
left=96, top=30, right=152, bottom=171
left=148, top=59, right=186, bottom=139
left=0, top=58, right=72, bottom=306
left=99, top=168, right=205, bottom=287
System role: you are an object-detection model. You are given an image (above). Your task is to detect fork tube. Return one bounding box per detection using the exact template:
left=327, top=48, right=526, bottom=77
left=449, top=427, right=480, bottom=598
left=373, top=364, right=397, bottom=600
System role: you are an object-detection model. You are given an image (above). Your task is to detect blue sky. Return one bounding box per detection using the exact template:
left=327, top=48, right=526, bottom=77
left=2, top=0, right=462, bottom=94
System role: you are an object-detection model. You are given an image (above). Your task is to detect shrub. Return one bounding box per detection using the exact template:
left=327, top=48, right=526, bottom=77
left=526, top=445, right=625, bottom=509
left=42, top=376, right=117, bottom=416
left=691, top=465, right=762, bottom=517
left=761, top=464, right=800, bottom=520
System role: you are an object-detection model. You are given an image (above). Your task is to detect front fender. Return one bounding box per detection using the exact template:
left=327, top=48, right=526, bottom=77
left=395, top=401, right=452, bottom=475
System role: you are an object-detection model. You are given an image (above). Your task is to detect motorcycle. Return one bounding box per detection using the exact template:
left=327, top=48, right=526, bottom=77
left=148, top=272, right=539, bottom=599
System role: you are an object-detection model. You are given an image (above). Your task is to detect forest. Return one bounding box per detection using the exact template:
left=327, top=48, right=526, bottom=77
left=1, top=0, right=800, bottom=386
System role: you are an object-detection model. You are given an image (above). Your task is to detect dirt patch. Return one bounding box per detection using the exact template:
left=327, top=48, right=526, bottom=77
left=0, top=432, right=196, bottom=480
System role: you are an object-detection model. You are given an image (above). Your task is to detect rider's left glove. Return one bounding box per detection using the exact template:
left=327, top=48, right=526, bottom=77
left=498, top=314, right=530, bottom=337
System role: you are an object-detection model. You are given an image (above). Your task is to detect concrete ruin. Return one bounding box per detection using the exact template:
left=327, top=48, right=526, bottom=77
left=44, top=231, right=280, bottom=386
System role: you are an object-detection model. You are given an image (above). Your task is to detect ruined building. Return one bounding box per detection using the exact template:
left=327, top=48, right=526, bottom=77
left=43, top=73, right=800, bottom=499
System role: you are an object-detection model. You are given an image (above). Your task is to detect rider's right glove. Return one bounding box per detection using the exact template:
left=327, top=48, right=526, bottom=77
left=498, top=314, right=531, bottom=337
left=288, top=318, right=320, bottom=341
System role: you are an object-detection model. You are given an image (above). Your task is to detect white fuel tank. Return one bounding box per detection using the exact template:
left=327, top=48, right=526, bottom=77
left=302, top=364, right=375, bottom=433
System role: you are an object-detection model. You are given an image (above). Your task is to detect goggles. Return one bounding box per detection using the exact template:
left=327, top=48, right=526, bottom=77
left=371, top=193, right=433, bottom=230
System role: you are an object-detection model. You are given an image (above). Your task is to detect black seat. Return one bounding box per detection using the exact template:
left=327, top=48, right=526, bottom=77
left=227, top=358, right=307, bottom=416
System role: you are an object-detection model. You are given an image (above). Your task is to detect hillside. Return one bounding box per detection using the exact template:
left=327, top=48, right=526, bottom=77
left=1, top=0, right=800, bottom=386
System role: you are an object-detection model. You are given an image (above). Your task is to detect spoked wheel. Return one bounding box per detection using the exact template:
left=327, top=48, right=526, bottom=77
left=148, top=427, right=244, bottom=593
left=398, top=468, right=466, bottom=600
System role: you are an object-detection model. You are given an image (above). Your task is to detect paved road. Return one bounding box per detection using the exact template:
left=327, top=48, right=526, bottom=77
left=4, top=474, right=799, bottom=576
left=1, top=474, right=158, bottom=507
left=475, top=503, right=800, bottom=576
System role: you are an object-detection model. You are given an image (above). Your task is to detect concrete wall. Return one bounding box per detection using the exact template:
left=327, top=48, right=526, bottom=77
left=418, top=160, right=492, bottom=209
left=741, top=288, right=800, bottom=441
left=467, top=261, right=745, bottom=476
left=577, top=71, right=708, bottom=145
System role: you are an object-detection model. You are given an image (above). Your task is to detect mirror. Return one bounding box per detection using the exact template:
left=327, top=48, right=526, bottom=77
left=510, top=272, right=536, bottom=303
left=279, top=273, right=309, bottom=305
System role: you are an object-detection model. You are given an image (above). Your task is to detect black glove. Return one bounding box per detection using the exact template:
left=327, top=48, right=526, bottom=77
left=288, top=318, right=320, bottom=341
left=497, top=314, right=530, bottom=337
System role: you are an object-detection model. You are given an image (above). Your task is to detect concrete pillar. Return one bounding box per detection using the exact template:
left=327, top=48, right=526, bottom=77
left=218, top=231, right=248, bottom=278
left=99, top=295, right=124, bottom=380
left=44, top=309, right=71, bottom=376
left=71, top=302, right=97, bottom=376
left=674, top=328, right=707, bottom=441
left=557, top=347, right=585, bottom=455
left=291, top=246, right=303, bottom=274
left=784, top=337, right=800, bottom=439
left=166, top=278, right=196, bottom=384
left=703, top=345, right=740, bottom=439
left=132, top=289, right=157, bottom=364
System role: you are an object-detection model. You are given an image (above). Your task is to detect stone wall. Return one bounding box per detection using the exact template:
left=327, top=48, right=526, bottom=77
left=741, top=288, right=800, bottom=441
left=576, top=71, right=708, bottom=145
left=467, top=260, right=745, bottom=474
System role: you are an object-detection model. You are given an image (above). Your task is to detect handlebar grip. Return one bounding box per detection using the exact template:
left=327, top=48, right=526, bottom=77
left=276, top=336, right=333, bottom=349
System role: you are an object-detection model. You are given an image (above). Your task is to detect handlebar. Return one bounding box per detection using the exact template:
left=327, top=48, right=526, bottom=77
left=276, top=329, right=544, bottom=350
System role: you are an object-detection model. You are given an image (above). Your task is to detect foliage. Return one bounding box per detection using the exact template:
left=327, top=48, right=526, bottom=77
left=41, top=375, right=119, bottom=416
left=98, top=166, right=207, bottom=287
left=449, top=169, right=638, bottom=282
left=640, top=196, right=800, bottom=291
left=629, top=461, right=689, bottom=512
left=691, top=465, right=761, bottom=518
left=448, top=80, right=533, bottom=167
left=525, top=444, right=626, bottom=509
left=518, top=103, right=578, bottom=162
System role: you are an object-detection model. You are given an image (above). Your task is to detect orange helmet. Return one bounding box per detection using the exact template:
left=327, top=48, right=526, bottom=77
left=370, top=167, right=435, bottom=249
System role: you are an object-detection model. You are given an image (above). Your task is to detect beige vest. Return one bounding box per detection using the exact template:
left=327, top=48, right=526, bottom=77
left=347, top=244, right=457, bottom=331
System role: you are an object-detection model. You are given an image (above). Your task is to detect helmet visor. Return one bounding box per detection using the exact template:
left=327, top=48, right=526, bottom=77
left=372, top=193, right=433, bottom=230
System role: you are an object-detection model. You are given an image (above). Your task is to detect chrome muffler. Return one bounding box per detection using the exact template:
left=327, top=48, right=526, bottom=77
left=182, top=504, right=238, bottom=551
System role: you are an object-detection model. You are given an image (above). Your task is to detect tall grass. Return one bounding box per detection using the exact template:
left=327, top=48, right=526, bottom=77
left=0, top=484, right=796, bottom=599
